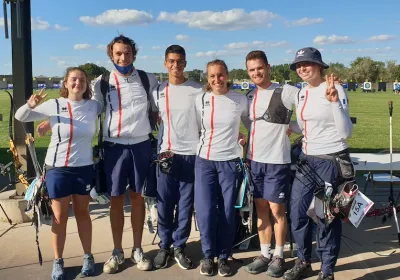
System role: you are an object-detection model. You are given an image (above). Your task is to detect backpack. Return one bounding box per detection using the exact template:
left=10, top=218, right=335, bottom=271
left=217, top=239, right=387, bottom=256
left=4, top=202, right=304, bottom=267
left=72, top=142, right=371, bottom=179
left=99, top=70, right=158, bottom=131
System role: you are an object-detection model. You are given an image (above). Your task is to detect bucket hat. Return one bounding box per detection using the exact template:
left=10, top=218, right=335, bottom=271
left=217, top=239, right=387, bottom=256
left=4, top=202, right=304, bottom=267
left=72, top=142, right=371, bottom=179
left=290, top=47, right=329, bottom=71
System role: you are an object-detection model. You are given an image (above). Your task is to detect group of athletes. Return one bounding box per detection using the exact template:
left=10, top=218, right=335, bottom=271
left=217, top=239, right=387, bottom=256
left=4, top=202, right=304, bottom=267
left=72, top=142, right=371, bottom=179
left=14, top=34, right=353, bottom=280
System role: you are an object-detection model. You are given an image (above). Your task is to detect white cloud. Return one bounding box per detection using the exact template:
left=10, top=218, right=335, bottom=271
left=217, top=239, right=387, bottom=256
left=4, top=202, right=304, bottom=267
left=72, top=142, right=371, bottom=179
left=332, top=46, right=392, bottom=53
left=313, top=35, right=354, bottom=45
left=289, top=17, right=324, bottom=26
left=368, top=35, right=397, bottom=42
left=137, top=55, right=149, bottom=60
left=50, top=56, right=78, bottom=68
left=80, top=9, right=154, bottom=26
left=158, top=9, right=278, bottom=31
left=195, top=50, right=228, bottom=57
left=31, top=17, right=51, bottom=30
left=285, top=49, right=294, bottom=54
left=96, top=44, right=106, bottom=50
left=225, top=40, right=288, bottom=50
left=74, top=44, right=91, bottom=50
left=54, top=24, right=70, bottom=31
left=176, top=34, right=189, bottom=41
left=152, top=46, right=161, bottom=50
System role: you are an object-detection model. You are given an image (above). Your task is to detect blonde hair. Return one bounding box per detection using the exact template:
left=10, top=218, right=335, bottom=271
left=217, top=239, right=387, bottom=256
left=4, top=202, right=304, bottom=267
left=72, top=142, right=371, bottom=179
left=205, top=59, right=231, bottom=92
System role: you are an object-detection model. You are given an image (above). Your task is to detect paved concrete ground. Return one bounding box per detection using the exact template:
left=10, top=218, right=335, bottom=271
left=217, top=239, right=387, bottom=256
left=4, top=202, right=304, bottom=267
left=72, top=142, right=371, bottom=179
left=0, top=175, right=400, bottom=280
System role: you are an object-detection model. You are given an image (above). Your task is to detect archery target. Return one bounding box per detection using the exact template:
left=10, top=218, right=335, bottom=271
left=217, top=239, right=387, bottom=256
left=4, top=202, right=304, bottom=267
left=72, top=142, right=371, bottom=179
left=363, top=82, right=372, bottom=90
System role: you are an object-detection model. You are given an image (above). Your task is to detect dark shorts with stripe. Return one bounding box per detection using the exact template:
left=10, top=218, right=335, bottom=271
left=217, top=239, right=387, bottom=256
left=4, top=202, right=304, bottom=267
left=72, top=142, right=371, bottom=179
left=250, top=161, right=291, bottom=203
left=45, top=165, right=93, bottom=199
left=103, top=140, right=152, bottom=196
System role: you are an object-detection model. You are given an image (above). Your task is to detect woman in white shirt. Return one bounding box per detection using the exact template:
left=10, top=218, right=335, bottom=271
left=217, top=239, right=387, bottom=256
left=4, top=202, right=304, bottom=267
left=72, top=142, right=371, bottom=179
left=284, top=48, right=352, bottom=280
left=15, top=67, right=102, bottom=280
left=194, top=59, right=248, bottom=277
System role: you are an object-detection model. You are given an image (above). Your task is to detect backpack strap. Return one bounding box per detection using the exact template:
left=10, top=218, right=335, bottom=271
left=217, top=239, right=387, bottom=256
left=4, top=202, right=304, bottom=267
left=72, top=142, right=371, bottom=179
left=137, top=69, right=157, bottom=131
left=98, top=72, right=111, bottom=146
left=100, top=71, right=110, bottom=106
left=245, top=89, right=253, bottom=97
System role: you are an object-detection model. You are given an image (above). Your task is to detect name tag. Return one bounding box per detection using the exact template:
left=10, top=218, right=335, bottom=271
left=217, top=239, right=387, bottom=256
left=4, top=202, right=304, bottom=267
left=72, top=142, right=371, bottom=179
left=348, top=191, right=374, bottom=228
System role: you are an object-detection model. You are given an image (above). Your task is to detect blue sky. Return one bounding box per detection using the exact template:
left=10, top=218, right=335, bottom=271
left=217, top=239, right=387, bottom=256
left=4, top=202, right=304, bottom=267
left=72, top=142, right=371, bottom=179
left=1, top=0, right=399, bottom=76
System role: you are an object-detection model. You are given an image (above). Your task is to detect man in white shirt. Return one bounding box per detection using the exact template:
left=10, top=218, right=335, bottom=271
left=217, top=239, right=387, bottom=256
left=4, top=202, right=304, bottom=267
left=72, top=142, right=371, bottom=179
left=243, top=50, right=299, bottom=278
left=92, top=35, right=158, bottom=273
left=151, top=45, right=203, bottom=270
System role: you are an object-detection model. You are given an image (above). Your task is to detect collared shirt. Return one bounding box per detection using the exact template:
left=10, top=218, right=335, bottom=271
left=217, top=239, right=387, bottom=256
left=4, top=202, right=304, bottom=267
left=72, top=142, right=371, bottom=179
left=246, top=84, right=299, bottom=164
left=15, top=98, right=102, bottom=167
left=195, top=90, right=248, bottom=161
left=295, top=82, right=352, bottom=155
left=92, top=69, right=158, bottom=145
left=152, top=80, right=203, bottom=155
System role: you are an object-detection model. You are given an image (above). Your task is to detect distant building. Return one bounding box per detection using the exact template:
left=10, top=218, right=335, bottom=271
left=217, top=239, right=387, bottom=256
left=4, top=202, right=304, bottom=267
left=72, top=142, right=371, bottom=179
left=0, top=74, right=63, bottom=89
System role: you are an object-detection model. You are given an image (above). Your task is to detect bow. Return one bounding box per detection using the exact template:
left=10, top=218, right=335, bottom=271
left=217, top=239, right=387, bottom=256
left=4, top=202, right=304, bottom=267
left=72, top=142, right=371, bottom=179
left=0, top=90, right=29, bottom=190
left=1, top=90, right=49, bottom=265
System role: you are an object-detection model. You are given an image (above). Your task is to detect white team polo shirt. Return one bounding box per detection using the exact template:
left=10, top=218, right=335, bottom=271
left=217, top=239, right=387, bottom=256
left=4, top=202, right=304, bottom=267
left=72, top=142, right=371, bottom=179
left=92, top=69, right=158, bottom=145
left=246, top=83, right=299, bottom=164
left=152, top=80, right=203, bottom=155
left=15, top=98, right=102, bottom=167
left=295, top=82, right=352, bottom=155
left=195, top=90, right=248, bottom=161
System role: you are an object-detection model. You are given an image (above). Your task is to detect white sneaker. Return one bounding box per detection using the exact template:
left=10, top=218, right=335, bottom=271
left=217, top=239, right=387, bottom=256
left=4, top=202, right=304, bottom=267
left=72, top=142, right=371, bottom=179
left=131, top=248, right=153, bottom=271
left=103, top=249, right=125, bottom=274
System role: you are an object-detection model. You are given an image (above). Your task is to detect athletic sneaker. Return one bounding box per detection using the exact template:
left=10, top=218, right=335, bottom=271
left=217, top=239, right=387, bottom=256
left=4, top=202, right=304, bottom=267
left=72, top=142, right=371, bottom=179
left=317, top=272, right=335, bottom=280
left=266, top=256, right=285, bottom=277
left=103, top=249, right=125, bottom=274
left=244, top=255, right=271, bottom=274
left=173, top=247, right=193, bottom=269
left=153, top=248, right=170, bottom=269
left=131, top=248, right=152, bottom=271
left=218, top=258, right=231, bottom=277
left=283, top=259, right=312, bottom=280
left=80, top=253, right=95, bottom=277
left=51, top=258, right=64, bottom=280
left=200, top=258, right=214, bottom=276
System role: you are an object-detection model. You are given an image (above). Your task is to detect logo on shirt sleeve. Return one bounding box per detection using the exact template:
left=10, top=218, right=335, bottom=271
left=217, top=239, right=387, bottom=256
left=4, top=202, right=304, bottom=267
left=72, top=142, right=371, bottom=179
left=160, top=91, right=165, bottom=98
left=205, top=100, right=210, bottom=106
left=61, top=106, right=68, bottom=112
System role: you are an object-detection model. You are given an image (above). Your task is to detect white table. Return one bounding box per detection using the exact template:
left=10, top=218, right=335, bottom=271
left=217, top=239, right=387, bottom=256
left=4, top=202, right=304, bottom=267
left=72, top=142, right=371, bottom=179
left=350, top=153, right=400, bottom=198
left=351, top=153, right=400, bottom=171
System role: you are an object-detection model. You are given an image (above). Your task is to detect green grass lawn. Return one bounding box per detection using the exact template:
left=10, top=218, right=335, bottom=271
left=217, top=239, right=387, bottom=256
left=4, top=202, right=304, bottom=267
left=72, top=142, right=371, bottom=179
left=0, top=88, right=399, bottom=167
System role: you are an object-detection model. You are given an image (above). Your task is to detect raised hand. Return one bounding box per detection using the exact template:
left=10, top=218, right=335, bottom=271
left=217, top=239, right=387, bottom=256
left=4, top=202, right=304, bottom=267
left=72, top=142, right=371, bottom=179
left=325, top=73, right=339, bottom=103
left=27, top=88, right=48, bottom=109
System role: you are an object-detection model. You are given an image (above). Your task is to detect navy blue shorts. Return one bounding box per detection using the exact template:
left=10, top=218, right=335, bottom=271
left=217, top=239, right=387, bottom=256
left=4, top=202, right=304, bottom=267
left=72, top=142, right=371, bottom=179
left=103, top=140, right=152, bottom=197
left=250, top=161, right=291, bottom=203
left=45, top=165, right=94, bottom=199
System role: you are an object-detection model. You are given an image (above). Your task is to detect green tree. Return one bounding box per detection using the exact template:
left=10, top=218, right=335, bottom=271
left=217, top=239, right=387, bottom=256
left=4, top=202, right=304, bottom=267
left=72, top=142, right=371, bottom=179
left=187, top=69, right=203, bottom=83
left=79, top=63, right=108, bottom=80
left=326, top=63, right=348, bottom=81
left=229, top=69, right=249, bottom=80
left=347, top=57, right=381, bottom=83
left=384, top=60, right=400, bottom=82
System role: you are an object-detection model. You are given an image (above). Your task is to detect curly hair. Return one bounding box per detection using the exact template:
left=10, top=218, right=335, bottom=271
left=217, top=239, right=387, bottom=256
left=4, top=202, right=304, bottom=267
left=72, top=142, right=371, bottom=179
left=106, top=34, right=138, bottom=62
left=59, top=67, right=92, bottom=100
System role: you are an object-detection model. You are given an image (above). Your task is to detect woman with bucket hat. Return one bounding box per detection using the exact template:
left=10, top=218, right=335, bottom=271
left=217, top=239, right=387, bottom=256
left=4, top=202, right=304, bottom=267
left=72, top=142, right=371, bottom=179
left=283, top=47, right=353, bottom=280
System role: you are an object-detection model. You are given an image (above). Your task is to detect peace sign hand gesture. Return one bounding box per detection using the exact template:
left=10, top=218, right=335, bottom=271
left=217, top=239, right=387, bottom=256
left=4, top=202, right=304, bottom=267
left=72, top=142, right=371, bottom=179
left=325, top=73, right=339, bottom=103
left=27, top=88, right=48, bottom=109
